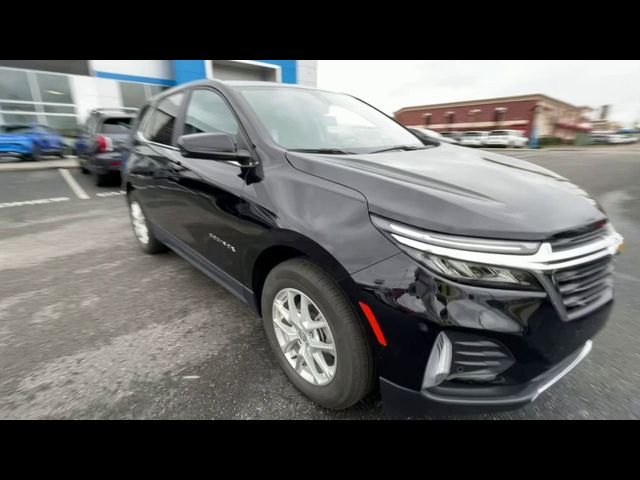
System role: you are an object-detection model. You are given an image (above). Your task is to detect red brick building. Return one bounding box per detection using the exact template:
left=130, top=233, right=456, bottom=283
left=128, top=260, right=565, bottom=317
left=394, top=94, right=592, bottom=141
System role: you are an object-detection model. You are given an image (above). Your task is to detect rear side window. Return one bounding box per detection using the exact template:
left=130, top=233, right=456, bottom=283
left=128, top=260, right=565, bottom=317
left=99, top=117, right=132, bottom=134
left=183, top=89, right=239, bottom=141
left=143, top=93, right=185, bottom=146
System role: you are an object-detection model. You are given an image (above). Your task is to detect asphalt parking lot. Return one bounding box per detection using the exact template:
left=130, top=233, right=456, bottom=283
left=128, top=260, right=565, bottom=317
left=1, top=145, right=640, bottom=419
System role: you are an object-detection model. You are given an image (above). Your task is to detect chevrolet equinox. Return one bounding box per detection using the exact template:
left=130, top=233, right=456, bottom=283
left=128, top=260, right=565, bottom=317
left=123, top=80, right=624, bottom=415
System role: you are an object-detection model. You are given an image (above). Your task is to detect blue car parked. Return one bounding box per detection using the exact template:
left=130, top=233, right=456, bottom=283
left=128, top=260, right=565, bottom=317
left=0, top=123, right=65, bottom=161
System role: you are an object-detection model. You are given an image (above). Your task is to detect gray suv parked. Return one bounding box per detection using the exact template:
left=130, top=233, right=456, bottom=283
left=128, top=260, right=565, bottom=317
left=76, top=107, right=138, bottom=186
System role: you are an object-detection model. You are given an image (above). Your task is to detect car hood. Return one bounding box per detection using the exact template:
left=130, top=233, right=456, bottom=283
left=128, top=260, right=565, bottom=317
left=0, top=134, right=31, bottom=142
left=285, top=144, right=607, bottom=241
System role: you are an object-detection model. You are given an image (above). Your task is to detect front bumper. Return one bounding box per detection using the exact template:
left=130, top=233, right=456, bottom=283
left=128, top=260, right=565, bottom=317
left=380, top=340, right=592, bottom=416
left=351, top=248, right=615, bottom=415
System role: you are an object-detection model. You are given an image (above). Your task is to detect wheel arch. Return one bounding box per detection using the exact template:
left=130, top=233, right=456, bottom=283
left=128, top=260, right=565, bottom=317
left=248, top=231, right=358, bottom=318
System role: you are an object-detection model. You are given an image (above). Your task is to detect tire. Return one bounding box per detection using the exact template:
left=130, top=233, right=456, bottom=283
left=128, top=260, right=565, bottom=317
left=127, top=190, right=168, bottom=254
left=58, top=149, right=65, bottom=158
left=261, top=258, right=374, bottom=410
left=94, top=171, right=109, bottom=187
left=80, top=165, right=89, bottom=174
left=32, top=144, right=41, bottom=162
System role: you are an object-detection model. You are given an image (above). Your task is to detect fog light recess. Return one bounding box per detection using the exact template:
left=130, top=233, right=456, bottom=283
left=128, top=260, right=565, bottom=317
left=422, top=332, right=452, bottom=389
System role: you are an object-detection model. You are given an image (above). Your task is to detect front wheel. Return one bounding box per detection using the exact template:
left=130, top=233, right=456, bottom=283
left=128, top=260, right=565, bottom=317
left=261, top=258, right=374, bottom=410
left=127, top=191, right=168, bottom=254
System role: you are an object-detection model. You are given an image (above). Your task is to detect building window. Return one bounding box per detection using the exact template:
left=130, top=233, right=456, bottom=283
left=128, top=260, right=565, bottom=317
left=469, top=108, right=482, bottom=122
left=120, top=82, right=148, bottom=109
left=445, top=111, right=455, bottom=128
left=422, top=113, right=432, bottom=126
left=0, top=101, right=37, bottom=112
left=1, top=113, right=38, bottom=124
left=0, top=67, right=79, bottom=136
left=120, top=82, right=169, bottom=108
left=35, top=73, right=74, bottom=104
left=148, top=85, right=167, bottom=98
left=0, top=60, right=90, bottom=76
left=494, top=107, right=507, bottom=124
left=0, top=68, right=33, bottom=101
left=45, top=115, right=78, bottom=135
left=43, top=105, right=76, bottom=114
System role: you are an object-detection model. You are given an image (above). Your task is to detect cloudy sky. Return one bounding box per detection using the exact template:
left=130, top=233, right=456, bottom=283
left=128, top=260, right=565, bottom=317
left=317, top=61, right=640, bottom=126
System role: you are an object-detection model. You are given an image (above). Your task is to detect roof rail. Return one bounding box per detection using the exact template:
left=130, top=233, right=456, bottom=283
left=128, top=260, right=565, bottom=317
left=90, top=107, right=140, bottom=115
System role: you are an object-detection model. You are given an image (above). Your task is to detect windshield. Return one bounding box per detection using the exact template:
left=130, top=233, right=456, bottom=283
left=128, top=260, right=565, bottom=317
left=235, top=87, right=424, bottom=153
left=490, top=130, right=510, bottom=136
left=100, top=117, right=132, bottom=134
left=464, top=132, right=483, bottom=136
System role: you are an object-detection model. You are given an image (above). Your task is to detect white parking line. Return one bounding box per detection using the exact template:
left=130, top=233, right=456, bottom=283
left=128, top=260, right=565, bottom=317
left=95, top=191, right=126, bottom=197
left=0, top=197, right=70, bottom=209
left=58, top=168, right=90, bottom=200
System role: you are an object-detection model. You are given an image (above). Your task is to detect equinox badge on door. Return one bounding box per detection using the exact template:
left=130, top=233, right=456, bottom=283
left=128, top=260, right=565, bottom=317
left=209, top=233, right=236, bottom=253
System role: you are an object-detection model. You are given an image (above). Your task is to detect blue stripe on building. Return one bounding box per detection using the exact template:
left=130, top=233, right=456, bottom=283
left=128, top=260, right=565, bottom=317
left=256, top=60, right=297, bottom=84
left=171, top=60, right=208, bottom=85
left=171, top=60, right=298, bottom=85
left=93, top=71, right=176, bottom=87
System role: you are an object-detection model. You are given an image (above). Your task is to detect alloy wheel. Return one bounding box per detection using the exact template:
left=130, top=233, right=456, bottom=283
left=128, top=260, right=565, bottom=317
left=272, top=288, right=337, bottom=386
left=129, top=201, right=149, bottom=245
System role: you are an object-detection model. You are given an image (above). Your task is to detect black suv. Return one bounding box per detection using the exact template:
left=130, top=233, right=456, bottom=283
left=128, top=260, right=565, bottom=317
left=76, top=107, right=138, bottom=186
left=123, top=80, right=623, bottom=415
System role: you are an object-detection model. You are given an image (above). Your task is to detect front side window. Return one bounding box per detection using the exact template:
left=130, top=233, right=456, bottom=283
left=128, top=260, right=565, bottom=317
left=183, top=89, right=239, bottom=141
left=143, top=93, right=185, bottom=146
left=235, top=86, right=423, bottom=153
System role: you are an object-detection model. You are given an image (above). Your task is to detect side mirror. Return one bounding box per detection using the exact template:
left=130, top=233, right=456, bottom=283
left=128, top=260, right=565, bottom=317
left=177, top=132, right=253, bottom=164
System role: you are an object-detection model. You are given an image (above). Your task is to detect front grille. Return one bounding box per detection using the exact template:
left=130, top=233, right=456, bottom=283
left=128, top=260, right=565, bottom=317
left=553, top=256, right=614, bottom=320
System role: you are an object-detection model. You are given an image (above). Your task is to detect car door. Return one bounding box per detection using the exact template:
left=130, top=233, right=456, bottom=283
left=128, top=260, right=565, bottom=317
left=44, top=126, right=62, bottom=151
left=76, top=115, right=95, bottom=158
left=167, top=87, right=251, bottom=283
left=128, top=92, right=187, bottom=236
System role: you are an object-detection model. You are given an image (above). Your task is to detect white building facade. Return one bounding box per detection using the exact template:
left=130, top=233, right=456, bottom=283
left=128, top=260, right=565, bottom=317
left=0, top=60, right=318, bottom=134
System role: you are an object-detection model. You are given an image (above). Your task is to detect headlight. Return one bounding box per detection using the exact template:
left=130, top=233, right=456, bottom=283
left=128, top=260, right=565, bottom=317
left=417, top=252, right=539, bottom=289
left=370, top=214, right=541, bottom=289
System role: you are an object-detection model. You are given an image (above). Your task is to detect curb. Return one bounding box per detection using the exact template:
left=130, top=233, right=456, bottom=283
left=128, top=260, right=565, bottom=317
left=0, top=158, right=80, bottom=173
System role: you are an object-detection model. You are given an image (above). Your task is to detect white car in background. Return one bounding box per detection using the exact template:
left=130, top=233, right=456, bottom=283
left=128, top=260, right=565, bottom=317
left=485, top=129, right=529, bottom=148
left=459, top=131, right=489, bottom=147
left=608, top=134, right=636, bottom=144
left=408, top=127, right=458, bottom=145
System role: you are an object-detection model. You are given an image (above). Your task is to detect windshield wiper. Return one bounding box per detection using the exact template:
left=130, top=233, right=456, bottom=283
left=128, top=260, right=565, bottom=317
left=289, top=148, right=355, bottom=155
left=370, top=145, right=427, bottom=154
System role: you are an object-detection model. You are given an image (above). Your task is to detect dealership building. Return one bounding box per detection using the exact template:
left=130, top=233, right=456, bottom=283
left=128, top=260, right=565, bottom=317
left=394, top=94, right=593, bottom=142
left=0, top=60, right=317, bottom=133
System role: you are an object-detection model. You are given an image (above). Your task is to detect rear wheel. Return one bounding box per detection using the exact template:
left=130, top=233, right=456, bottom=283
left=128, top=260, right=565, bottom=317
left=93, top=170, right=109, bottom=186
left=261, top=258, right=374, bottom=410
left=32, top=144, right=41, bottom=162
left=127, top=191, right=168, bottom=254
